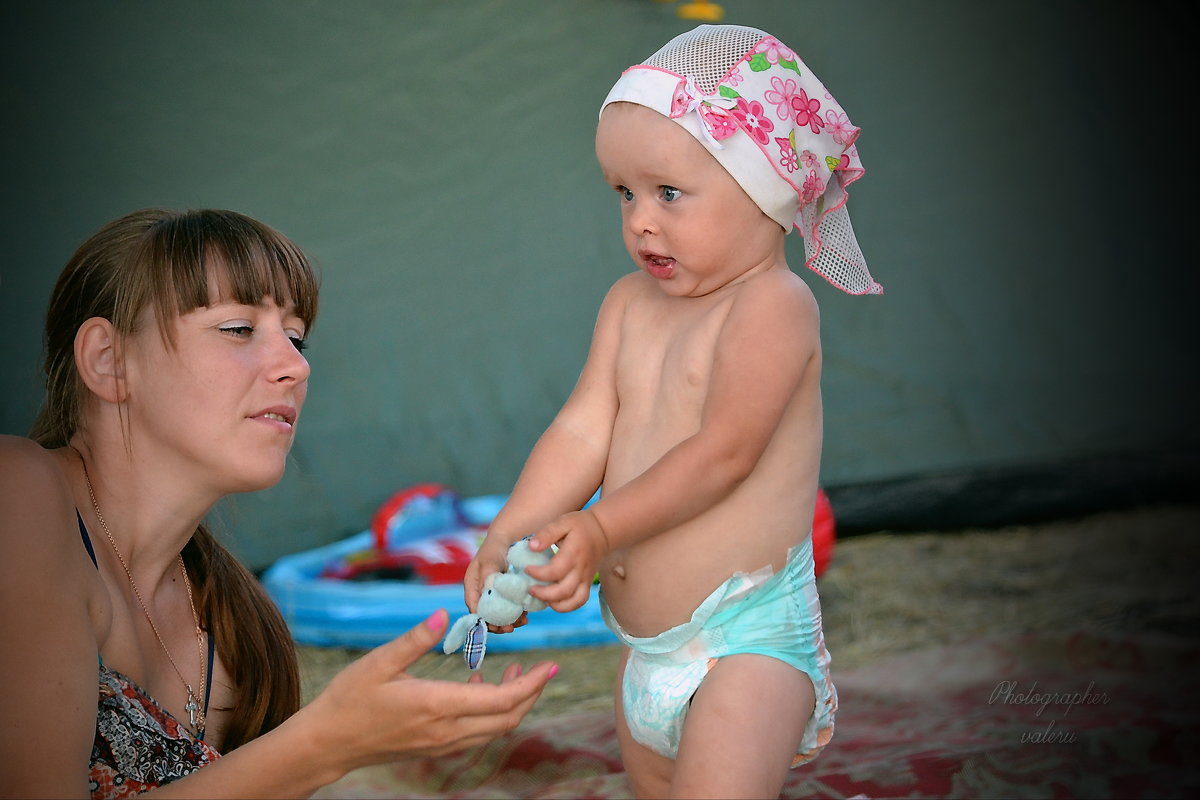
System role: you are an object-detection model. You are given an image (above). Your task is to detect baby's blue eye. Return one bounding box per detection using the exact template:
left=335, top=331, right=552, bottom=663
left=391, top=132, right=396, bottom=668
left=618, top=186, right=634, bottom=202
left=661, top=186, right=682, bottom=202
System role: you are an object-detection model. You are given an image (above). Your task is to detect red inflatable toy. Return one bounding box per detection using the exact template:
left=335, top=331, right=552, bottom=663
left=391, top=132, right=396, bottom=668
left=370, top=483, right=451, bottom=551
left=321, top=484, right=481, bottom=585
left=813, top=487, right=835, bottom=578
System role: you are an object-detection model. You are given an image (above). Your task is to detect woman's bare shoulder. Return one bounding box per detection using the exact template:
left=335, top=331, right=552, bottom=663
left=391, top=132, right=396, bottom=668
left=0, top=434, right=71, bottom=497
left=0, top=437, right=108, bottom=798
left=0, top=433, right=59, bottom=461
left=0, top=436, right=79, bottom=559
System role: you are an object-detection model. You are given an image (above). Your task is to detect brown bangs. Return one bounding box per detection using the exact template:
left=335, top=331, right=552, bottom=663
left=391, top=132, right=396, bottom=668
left=119, top=209, right=319, bottom=346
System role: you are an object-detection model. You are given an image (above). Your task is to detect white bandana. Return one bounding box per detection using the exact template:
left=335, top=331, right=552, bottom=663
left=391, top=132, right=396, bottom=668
left=601, top=24, right=881, bottom=295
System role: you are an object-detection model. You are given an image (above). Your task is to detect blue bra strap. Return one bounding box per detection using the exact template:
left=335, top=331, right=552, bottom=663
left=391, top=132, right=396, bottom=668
left=78, top=511, right=102, bottom=665
left=78, top=510, right=216, bottom=733
left=77, top=510, right=99, bottom=568
left=202, top=628, right=215, bottom=733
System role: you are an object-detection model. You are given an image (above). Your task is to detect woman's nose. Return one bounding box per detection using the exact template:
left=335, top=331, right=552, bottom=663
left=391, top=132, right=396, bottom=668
left=269, top=330, right=310, bottom=384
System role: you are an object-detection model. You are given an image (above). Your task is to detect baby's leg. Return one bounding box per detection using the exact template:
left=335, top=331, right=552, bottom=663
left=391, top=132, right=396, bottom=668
left=614, top=648, right=675, bottom=799
left=672, top=653, right=814, bottom=799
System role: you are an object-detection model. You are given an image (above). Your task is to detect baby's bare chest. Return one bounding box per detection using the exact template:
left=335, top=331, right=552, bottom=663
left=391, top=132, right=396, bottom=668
left=613, top=299, right=731, bottom=426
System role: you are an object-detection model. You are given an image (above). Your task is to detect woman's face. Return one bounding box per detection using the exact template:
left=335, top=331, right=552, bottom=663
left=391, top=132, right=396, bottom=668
left=118, top=279, right=310, bottom=495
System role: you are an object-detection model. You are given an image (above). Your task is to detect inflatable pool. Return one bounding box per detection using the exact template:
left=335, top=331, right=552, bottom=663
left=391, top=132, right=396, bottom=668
left=261, top=485, right=615, bottom=651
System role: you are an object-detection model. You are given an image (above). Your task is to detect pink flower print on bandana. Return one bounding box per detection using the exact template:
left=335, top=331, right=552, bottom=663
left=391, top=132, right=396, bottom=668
left=700, top=105, right=739, bottom=139
left=764, top=76, right=803, bottom=122
left=670, top=82, right=693, bottom=117
left=775, top=137, right=799, bottom=173
left=801, top=163, right=826, bottom=205
left=751, top=36, right=797, bottom=67
left=731, top=97, right=774, bottom=145
left=670, top=76, right=740, bottom=146
left=791, top=89, right=825, bottom=135
left=823, top=110, right=858, bottom=146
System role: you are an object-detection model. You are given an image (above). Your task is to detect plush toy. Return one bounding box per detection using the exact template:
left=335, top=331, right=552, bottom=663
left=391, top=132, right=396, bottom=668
left=442, top=538, right=552, bottom=670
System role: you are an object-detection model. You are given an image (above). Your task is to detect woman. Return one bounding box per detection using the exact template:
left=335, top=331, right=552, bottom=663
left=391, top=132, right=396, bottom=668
left=0, top=208, right=558, bottom=799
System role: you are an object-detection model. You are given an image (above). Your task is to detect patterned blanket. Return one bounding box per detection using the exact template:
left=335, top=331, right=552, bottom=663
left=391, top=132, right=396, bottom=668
left=316, top=630, right=1199, bottom=799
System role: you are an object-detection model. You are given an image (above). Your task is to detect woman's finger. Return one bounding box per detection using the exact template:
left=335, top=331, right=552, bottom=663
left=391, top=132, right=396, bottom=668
left=456, top=662, right=557, bottom=717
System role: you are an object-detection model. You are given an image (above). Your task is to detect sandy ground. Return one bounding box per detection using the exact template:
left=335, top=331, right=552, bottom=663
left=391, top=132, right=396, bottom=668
left=296, top=503, right=1200, bottom=722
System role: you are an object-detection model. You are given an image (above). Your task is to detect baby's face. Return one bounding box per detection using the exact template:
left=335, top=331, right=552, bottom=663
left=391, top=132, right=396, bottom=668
left=596, top=102, right=784, bottom=298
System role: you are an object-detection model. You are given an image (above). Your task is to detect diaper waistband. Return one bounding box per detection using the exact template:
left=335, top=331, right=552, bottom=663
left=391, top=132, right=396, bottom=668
left=601, top=538, right=814, bottom=658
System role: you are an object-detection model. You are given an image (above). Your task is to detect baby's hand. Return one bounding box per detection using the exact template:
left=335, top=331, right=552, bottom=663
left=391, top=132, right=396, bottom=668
left=463, top=536, right=527, bottom=633
left=524, top=509, right=606, bottom=613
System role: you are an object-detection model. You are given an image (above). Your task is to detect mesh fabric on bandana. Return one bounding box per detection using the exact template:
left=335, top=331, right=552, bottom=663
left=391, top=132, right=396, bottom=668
left=602, top=25, right=881, bottom=296
left=645, top=25, right=763, bottom=93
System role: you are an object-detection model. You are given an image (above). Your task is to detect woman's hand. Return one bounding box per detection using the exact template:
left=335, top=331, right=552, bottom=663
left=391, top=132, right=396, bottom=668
left=298, top=609, right=557, bottom=771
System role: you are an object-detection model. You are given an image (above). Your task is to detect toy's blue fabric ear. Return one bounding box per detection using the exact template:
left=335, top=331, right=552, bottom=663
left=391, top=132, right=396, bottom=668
left=463, top=618, right=488, bottom=670
left=443, top=612, right=479, bottom=654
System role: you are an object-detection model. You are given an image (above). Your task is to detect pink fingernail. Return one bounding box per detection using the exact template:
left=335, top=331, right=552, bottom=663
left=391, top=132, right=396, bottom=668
left=548, top=664, right=559, bottom=679
left=426, top=609, right=446, bottom=630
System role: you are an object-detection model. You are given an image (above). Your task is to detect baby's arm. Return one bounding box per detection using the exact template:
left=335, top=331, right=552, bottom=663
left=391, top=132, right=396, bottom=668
left=528, top=272, right=819, bottom=608
left=463, top=279, right=627, bottom=614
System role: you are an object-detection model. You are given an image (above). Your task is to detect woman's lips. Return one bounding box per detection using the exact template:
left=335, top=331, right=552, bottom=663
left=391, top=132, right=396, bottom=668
left=251, top=406, right=297, bottom=433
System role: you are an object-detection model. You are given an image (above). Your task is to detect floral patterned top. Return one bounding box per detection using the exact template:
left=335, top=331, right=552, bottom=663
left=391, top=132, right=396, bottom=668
left=90, top=666, right=220, bottom=799
left=78, top=513, right=220, bottom=798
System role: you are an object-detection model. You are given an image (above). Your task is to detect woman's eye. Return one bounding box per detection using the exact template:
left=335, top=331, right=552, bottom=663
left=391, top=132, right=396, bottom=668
left=661, top=186, right=682, bottom=202
left=617, top=186, right=634, bottom=202
left=290, top=336, right=308, bottom=353
left=220, top=325, right=253, bottom=337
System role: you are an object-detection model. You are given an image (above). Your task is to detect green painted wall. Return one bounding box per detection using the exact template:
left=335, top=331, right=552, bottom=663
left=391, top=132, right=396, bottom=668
left=2, top=1, right=1191, bottom=567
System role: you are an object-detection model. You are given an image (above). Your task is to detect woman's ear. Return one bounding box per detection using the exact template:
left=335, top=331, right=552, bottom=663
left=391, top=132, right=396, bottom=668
left=74, top=318, right=125, bottom=404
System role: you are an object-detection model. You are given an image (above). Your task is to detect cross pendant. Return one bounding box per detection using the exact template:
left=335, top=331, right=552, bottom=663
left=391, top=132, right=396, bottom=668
left=185, top=689, right=199, bottom=728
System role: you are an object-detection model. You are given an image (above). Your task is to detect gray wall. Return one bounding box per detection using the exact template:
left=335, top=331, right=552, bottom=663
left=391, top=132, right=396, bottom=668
left=2, top=1, right=1191, bottom=567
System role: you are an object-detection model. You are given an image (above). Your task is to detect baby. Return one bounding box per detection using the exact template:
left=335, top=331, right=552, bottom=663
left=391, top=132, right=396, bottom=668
left=465, top=24, right=880, bottom=798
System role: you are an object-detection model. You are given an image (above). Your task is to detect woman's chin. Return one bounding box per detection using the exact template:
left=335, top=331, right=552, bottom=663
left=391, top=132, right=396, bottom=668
left=226, top=461, right=290, bottom=494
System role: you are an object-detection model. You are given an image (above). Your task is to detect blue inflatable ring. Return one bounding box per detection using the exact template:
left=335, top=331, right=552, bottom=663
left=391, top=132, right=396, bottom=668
left=261, top=492, right=614, bottom=651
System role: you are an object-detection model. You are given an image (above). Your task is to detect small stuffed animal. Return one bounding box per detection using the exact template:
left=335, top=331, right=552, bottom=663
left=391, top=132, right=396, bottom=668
left=442, top=538, right=552, bottom=669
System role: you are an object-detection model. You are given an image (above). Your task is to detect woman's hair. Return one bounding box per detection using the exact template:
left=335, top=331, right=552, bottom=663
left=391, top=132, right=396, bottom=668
left=31, top=208, right=319, bottom=751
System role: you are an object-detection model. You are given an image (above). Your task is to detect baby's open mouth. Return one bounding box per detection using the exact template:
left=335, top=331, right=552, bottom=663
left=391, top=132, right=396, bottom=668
left=641, top=252, right=675, bottom=279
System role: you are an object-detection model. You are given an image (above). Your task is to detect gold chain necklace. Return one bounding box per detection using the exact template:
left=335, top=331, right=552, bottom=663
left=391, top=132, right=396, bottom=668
left=77, top=452, right=207, bottom=738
